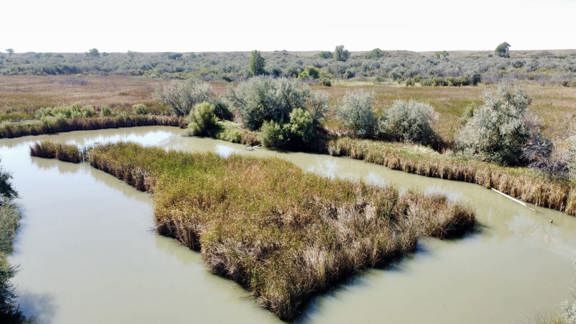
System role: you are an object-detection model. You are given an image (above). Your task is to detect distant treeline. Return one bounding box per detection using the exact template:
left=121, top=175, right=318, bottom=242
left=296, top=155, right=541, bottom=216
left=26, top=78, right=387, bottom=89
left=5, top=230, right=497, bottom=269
left=1, top=48, right=576, bottom=84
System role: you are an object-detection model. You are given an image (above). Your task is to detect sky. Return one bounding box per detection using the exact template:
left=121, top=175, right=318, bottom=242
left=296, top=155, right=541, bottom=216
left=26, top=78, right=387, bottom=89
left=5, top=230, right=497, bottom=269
left=1, top=0, right=574, bottom=53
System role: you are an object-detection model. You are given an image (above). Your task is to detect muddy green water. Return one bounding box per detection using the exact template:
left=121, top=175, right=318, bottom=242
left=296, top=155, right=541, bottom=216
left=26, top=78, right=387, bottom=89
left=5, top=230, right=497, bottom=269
left=1, top=126, right=575, bottom=324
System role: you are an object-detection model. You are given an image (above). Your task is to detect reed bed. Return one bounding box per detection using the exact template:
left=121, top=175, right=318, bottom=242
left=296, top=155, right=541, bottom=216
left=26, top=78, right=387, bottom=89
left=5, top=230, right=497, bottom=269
left=84, top=142, right=475, bottom=320
left=0, top=115, right=185, bottom=139
left=326, top=137, right=576, bottom=216
left=30, top=141, right=84, bottom=163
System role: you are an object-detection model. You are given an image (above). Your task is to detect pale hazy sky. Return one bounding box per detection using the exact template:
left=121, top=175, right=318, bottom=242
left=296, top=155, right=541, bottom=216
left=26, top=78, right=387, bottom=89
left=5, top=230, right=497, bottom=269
left=1, top=0, right=574, bottom=53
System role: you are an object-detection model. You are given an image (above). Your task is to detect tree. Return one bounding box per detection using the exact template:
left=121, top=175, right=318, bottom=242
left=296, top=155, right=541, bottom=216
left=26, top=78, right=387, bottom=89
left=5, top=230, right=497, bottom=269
left=157, top=80, right=214, bottom=116
left=248, top=50, right=266, bottom=76
left=495, top=42, right=511, bottom=58
left=4, top=49, right=13, bottom=56
left=87, top=48, right=100, bottom=57
left=334, top=45, right=350, bottom=62
left=456, top=84, right=539, bottom=165
left=336, top=90, right=376, bottom=138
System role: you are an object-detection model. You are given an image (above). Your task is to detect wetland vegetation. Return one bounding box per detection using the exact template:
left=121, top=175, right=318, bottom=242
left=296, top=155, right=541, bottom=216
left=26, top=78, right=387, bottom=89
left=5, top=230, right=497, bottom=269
left=35, top=141, right=475, bottom=320
left=1, top=43, right=576, bottom=323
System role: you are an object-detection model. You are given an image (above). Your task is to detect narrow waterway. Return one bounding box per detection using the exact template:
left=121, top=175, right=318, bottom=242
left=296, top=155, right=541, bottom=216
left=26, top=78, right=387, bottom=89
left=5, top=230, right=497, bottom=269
left=1, top=126, right=575, bottom=324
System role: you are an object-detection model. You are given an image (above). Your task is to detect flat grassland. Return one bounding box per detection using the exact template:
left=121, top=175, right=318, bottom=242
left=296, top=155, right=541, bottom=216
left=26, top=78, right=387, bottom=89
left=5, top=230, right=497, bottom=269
left=1, top=75, right=574, bottom=143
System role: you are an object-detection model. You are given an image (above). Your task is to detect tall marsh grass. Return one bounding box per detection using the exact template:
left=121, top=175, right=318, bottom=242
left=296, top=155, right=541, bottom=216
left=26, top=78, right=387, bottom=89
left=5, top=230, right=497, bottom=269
left=326, top=137, right=576, bottom=216
left=86, top=142, right=475, bottom=320
left=0, top=115, right=184, bottom=139
left=30, top=142, right=84, bottom=163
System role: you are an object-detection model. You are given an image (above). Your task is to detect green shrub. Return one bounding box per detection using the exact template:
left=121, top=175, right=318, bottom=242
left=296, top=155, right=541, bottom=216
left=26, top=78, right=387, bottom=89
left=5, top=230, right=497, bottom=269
left=336, top=90, right=376, bottom=138
left=378, top=100, right=439, bottom=146
left=261, top=121, right=287, bottom=148
left=157, top=79, right=214, bottom=116
left=456, top=84, right=537, bottom=165
left=187, top=102, right=221, bottom=137
left=228, top=77, right=310, bottom=130
left=299, top=66, right=320, bottom=79
left=213, top=101, right=234, bottom=121
left=308, top=91, right=329, bottom=125
left=35, top=104, right=96, bottom=119
left=0, top=162, right=16, bottom=201
left=132, top=103, right=148, bottom=115
left=320, top=78, right=332, bottom=87
left=100, top=106, right=113, bottom=117
left=261, top=108, right=316, bottom=150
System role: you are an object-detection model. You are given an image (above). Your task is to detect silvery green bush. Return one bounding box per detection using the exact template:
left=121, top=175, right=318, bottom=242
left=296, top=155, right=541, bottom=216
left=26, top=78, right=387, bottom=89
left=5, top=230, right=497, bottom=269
left=336, top=90, right=376, bottom=138
left=228, top=77, right=310, bottom=130
left=158, top=80, right=214, bottom=116
left=456, top=84, right=537, bottom=165
left=378, top=100, right=438, bottom=146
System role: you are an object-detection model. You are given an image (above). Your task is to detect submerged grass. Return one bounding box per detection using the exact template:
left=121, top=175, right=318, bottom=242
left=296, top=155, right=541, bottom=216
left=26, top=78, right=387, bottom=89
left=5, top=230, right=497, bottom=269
left=326, top=137, right=576, bottom=216
left=30, top=142, right=84, bottom=163
left=0, top=115, right=184, bottom=139
left=85, top=142, right=475, bottom=320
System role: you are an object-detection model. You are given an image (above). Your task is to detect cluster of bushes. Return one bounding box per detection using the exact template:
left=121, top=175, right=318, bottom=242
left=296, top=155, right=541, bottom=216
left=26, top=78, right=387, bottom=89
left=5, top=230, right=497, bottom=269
left=86, top=142, right=474, bottom=320
left=2, top=50, right=575, bottom=84
left=33, top=103, right=156, bottom=121
left=334, top=91, right=442, bottom=148
left=0, top=161, right=24, bottom=322
left=414, top=74, right=482, bottom=87
left=227, top=77, right=327, bottom=150
left=260, top=108, right=315, bottom=150
left=35, top=104, right=96, bottom=120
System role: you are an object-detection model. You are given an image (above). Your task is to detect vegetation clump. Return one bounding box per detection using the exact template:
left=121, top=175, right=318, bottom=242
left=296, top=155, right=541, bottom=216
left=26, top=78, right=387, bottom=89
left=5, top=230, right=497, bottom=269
left=261, top=108, right=316, bottom=150
left=326, top=137, right=576, bottom=216
left=84, top=142, right=475, bottom=320
left=456, top=85, right=543, bottom=166
left=0, top=115, right=184, bottom=138
left=157, top=79, right=214, bottom=116
left=336, top=90, right=376, bottom=138
left=35, top=104, right=96, bottom=120
left=0, top=161, right=24, bottom=322
left=187, top=102, right=221, bottom=137
left=228, top=77, right=310, bottom=130
left=132, top=103, right=148, bottom=115
left=30, top=141, right=84, bottom=163
left=378, top=100, right=441, bottom=147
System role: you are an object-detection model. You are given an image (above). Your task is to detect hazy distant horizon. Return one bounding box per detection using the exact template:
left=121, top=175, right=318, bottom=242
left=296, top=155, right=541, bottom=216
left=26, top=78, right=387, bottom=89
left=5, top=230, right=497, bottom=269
left=3, top=48, right=576, bottom=54
left=1, top=0, right=574, bottom=53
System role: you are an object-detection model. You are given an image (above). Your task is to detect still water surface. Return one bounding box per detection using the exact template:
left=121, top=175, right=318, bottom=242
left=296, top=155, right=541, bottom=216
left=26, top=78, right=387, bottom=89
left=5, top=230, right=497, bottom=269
left=1, top=126, right=575, bottom=324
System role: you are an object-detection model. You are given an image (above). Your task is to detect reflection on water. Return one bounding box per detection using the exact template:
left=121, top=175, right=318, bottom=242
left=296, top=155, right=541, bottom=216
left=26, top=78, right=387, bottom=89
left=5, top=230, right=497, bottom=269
left=2, top=126, right=576, bottom=324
